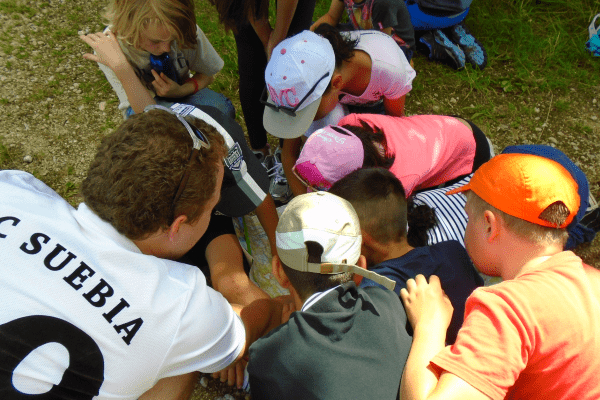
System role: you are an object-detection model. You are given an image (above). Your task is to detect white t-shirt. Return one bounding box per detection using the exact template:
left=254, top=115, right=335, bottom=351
left=99, top=25, right=224, bottom=118
left=0, top=171, right=245, bottom=400
left=339, top=30, right=415, bottom=105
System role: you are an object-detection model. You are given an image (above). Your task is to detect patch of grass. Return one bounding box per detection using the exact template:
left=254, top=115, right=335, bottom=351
left=554, top=100, right=570, bottom=113
left=0, top=139, right=22, bottom=170
left=63, top=181, right=78, bottom=199
left=0, top=0, right=36, bottom=18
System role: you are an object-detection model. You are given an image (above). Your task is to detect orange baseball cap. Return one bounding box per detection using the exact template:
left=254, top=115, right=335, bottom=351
left=446, top=153, right=580, bottom=228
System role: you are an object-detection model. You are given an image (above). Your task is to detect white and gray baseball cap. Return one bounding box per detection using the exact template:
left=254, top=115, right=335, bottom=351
left=276, top=191, right=396, bottom=291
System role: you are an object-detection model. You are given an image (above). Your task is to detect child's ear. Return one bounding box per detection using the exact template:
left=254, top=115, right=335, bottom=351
left=484, top=210, right=501, bottom=242
left=330, top=72, right=344, bottom=91
left=352, top=255, right=367, bottom=286
left=272, top=255, right=291, bottom=288
left=167, top=215, right=188, bottom=241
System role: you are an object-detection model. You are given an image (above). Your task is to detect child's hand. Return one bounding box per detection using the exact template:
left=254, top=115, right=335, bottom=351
left=80, top=31, right=128, bottom=70
left=212, top=357, right=248, bottom=389
left=150, top=70, right=185, bottom=98
left=400, top=274, right=453, bottom=332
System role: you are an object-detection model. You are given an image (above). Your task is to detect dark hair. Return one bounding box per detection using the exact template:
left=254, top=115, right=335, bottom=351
left=281, top=241, right=353, bottom=301
left=329, top=168, right=436, bottom=247
left=313, top=23, right=358, bottom=93
left=208, top=0, right=266, bottom=33
left=335, top=122, right=395, bottom=170
left=82, top=110, right=226, bottom=240
left=406, top=199, right=437, bottom=247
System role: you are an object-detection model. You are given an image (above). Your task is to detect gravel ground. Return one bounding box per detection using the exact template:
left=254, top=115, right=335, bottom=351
left=0, top=0, right=599, bottom=399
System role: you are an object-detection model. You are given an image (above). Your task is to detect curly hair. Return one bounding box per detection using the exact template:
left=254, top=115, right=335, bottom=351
left=81, top=109, right=226, bottom=240
left=104, top=0, right=198, bottom=50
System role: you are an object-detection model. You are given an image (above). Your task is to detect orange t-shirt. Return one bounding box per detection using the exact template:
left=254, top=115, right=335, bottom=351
left=432, top=251, right=600, bottom=400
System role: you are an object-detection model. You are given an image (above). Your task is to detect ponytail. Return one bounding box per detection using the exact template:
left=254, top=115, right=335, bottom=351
left=406, top=199, right=437, bottom=247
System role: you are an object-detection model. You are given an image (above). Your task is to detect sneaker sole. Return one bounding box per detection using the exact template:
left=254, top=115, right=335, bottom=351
left=448, top=24, right=487, bottom=70
left=420, top=31, right=466, bottom=70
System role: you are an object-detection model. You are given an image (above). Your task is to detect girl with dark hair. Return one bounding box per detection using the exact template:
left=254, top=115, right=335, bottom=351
left=293, top=114, right=492, bottom=197
left=264, top=25, right=416, bottom=196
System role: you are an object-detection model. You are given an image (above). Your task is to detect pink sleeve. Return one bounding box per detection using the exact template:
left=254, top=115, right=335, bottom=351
left=431, top=288, right=531, bottom=400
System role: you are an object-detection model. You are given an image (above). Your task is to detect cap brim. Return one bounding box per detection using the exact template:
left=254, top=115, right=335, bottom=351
left=445, top=182, right=472, bottom=196
left=263, top=95, right=321, bottom=139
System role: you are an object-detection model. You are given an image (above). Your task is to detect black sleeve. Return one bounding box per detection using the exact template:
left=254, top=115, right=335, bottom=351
left=195, top=106, right=270, bottom=217
left=371, top=0, right=415, bottom=49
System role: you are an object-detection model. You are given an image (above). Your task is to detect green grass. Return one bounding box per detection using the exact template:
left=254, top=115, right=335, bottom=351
left=194, top=0, right=599, bottom=133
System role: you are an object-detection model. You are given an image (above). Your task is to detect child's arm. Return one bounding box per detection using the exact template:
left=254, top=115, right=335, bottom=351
left=399, top=275, right=490, bottom=400
left=150, top=71, right=215, bottom=99
left=254, top=194, right=279, bottom=258
left=206, top=234, right=270, bottom=306
left=80, top=31, right=154, bottom=114
left=282, top=137, right=307, bottom=197
left=383, top=95, right=406, bottom=117
left=249, top=13, right=273, bottom=55
left=213, top=299, right=286, bottom=387
left=400, top=274, right=451, bottom=399
left=311, top=0, right=345, bottom=31
left=266, top=0, right=301, bottom=58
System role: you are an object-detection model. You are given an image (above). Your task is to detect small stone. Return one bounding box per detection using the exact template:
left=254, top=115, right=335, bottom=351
left=535, top=127, right=542, bottom=132
left=224, top=395, right=235, bottom=400
left=591, top=116, right=598, bottom=121
left=99, top=101, right=106, bottom=111
left=497, top=124, right=509, bottom=132
left=78, top=105, right=84, bottom=111
left=432, top=105, right=440, bottom=112
left=200, top=377, right=208, bottom=388
left=23, top=155, right=33, bottom=163
left=593, top=98, right=598, bottom=104
left=548, top=137, right=558, bottom=144
left=534, top=107, right=540, bottom=113
left=450, top=97, right=457, bottom=104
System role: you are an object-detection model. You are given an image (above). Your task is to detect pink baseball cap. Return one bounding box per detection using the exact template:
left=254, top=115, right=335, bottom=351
left=294, top=126, right=364, bottom=191
left=263, top=30, right=335, bottom=139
